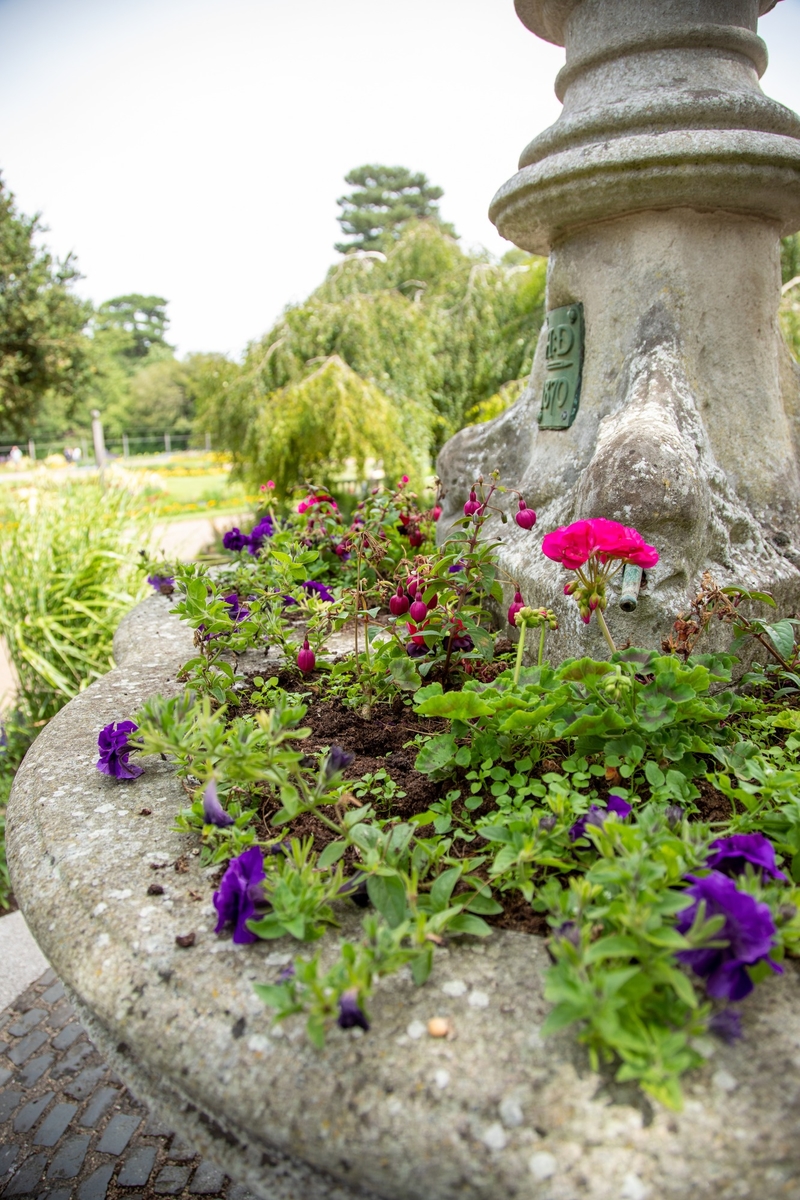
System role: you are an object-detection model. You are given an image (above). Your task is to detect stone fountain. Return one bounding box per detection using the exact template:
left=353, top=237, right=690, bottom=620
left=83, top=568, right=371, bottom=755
left=438, top=0, right=800, bottom=660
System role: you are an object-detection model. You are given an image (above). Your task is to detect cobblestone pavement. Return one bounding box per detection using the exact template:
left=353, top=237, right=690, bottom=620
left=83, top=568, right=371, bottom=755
left=0, top=970, right=258, bottom=1200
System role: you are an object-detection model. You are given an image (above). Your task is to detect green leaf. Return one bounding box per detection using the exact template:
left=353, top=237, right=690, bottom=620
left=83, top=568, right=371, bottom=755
left=415, top=691, right=494, bottom=720
left=446, top=912, right=492, bottom=937
left=318, top=840, right=347, bottom=868
left=584, top=934, right=640, bottom=963
left=388, top=657, right=422, bottom=692
left=430, top=866, right=461, bottom=911
left=464, top=888, right=503, bottom=915
left=252, top=983, right=289, bottom=1009
left=366, top=874, right=408, bottom=928
left=765, top=619, right=796, bottom=661
left=411, top=946, right=433, bottom=985
left=415, top=733, right=456, bottom=775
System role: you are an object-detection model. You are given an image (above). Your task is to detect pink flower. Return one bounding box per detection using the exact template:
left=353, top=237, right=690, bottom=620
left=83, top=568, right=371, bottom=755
left=515, top=498, right=537, bottom=530
left=297, top=500, right=309, bottom=514
left=266, top=480, right=275, bottom=489
left=408, top=527, right=423, bottom=548
left=463, top=490, right=481, bottom=517
left=542, top=518, right=658, bottom=571
left=432, top=505, right=442, bottom=521
left=389, top=586, right=410, bottom=617
left=409, top=599, right=428, bottom=623
left=297, top=639, right=316, bottom=673
left=401, top=474, right=409, bottom=484
left=508, top=590, right=524, bottom=626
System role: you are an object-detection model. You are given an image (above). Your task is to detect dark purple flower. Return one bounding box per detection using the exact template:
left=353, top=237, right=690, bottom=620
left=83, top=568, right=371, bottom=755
left=448, top=561, right=466, bottom=574
left=223, top=593, right=249, bottom=622
left=569, top=796, right=631, bottom=842
left=277, top=964, right=296, bottom=983
left=708, top=1008, right=743, bottom=1043
left=302, top=580, right=335, bottom=603
left=538, top=814, right=557, bottom=832
left=325, top=745, right=355, bottom=780
left=147, top=574, right=174, bottom=595
left=222, top=527, right=250, bottom=553
left=707, top=833, right=787, bottom=882
left=338, top=872, right=370, bottom=908
left=676, top=870, right=782, bottom=1001
left=406, top=641, right=428, bottom=658
left=337, top=988, right=370, bottom=1031
left=202, top=779, right=234, bottom=828
left=665, top=804, right=685, bottom=828
left=555, top=920, right=581, bottom=948
left=450, top=634, right=474, bottom=651
left=247, top=517, right=274, bottom=554
left=213, top=846, right=266, bottom=944
left=96, top=720, right=143, bottom=780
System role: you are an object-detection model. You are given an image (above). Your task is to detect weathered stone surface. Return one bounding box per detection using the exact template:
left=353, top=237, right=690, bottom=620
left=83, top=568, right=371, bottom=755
left=438, top=0, right=800, bottom=662
left=8, top=595, right=800, bottom=1198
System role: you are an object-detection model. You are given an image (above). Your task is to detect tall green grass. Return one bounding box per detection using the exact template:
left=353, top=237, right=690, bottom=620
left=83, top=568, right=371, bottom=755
left=0, top=477, right=152, bottom=910
left=0, top=478, right=152, bottom=726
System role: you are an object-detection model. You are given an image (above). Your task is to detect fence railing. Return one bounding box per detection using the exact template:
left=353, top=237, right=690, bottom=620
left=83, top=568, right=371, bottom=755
left=0, top=432, right=211, bottom=464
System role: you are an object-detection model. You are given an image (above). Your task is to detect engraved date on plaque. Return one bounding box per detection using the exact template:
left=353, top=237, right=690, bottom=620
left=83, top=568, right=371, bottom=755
left=538, top=303, right=584, bottom=430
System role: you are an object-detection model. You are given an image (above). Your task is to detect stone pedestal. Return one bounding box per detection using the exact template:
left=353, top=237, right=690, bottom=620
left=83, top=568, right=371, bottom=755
left=438, top=0, right=800, bottom=658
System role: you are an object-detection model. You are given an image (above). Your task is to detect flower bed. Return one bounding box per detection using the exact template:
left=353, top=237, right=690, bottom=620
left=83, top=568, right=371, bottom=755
left=10, top=475, right=800, bottom=1199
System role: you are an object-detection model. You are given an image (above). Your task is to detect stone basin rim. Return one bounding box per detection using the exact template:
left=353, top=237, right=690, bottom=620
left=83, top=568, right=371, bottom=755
left=8, top=594, right=800, bottom=1200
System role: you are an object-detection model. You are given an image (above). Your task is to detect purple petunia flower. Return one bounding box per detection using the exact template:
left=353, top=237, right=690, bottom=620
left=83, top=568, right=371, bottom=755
left=569, top=795, right=631, bottom=842
left=222, top=527, right=250, bottom=553
left=708, top=1008, right=743, bottom=1043
left=202, top=779, right=234, bottom=828
left=676, top=870, right=782, bottom=1001
left=665, top=804, right=685, bottom=828
left=707, top=833, right=787, bottom=882
left=223, top=593, right=249, bottom=622
left=337, top=988, right=370, bottom=1031
left=247, top=517, right=274, bottom=554
left=213, top=846, right=266, bottom=944
left=277, top=963, right=296, bottom=983
left=96, top=720, right=143, bottom=780
left=325, top=745, right=355, bottom=780
left=302, top=580, right=335, bottom=603
left=147, top=574, right=175, bottom=595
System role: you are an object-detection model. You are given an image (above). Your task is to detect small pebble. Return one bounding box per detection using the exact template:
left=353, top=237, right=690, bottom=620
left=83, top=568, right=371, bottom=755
left=468, top=990, right=489, bottom=1009
left=621, top=1172, right=648, bottom=1200
left=406, top=1020, right=426, bottom=1040
left=712, top=1069, right=738, bottom=1092
left=427, top=1017, right=451, bottom=1038
left=147, top=883, right=164, bottom=896
left=481, top=1122, right=507, bottom=1151
left=175, top=931, right=196, bottom=948
left=139, top=808, right=152, bottom=816
left=434, top=1069, right=450, bottom=1089
left=529, top=1151, right=557, bottom=1181
left=441, top=980, right=467, bottom=997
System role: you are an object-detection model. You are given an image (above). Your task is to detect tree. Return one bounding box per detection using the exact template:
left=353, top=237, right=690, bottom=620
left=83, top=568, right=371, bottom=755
left=335, top=165, right=456, bottom=254
left=94, top=294, right=171, bottom=360
left=0, top=176, right=91, bottom=436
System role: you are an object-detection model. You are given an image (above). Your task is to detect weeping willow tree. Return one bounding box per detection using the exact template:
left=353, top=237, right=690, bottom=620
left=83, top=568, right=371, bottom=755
left=244, top=356, right=430, bottom=493
left=196, top=221, right=546, bottom=493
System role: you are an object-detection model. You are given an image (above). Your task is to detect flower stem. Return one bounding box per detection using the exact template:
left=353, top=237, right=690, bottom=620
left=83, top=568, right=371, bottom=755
left=538, top=623, right=546, bottom=668
left=513, top=620, right=527, bottom=685
left=596, top=608, right=617, bottom=656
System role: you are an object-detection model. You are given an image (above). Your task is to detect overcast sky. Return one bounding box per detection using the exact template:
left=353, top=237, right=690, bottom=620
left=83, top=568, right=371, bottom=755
left=1, top=0, right=800, bottom=358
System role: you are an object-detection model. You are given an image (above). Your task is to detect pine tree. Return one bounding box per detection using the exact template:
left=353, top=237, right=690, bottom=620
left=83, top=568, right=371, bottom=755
left=335, top=165, right=455, bottom=254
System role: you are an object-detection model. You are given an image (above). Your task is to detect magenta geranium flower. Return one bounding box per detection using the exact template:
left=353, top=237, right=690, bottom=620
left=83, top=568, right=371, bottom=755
left=676, top=871, right=782, bottom=1001
left=96, top=720, right=143, bottom=780
left=707, top=833, right=787, bottom=882
left=213, top=846, right=265, bottom=944
left=542, top=518, right=658, bottom=571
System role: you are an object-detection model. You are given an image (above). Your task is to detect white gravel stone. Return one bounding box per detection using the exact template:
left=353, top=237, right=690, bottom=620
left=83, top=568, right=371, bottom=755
left=529, top=1151, right=557, bottom=1181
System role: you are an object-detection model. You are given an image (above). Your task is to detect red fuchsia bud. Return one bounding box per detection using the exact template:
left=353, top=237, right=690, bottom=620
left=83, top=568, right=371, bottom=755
left=389, top=586, right=410, bottom=616
left=408, top=528, right=424, bottom=548
left=400, top=474, right=410, bottom=485
left=432, top=505, right=442, bottom=521
left=515, top=498, right=537, bottom=530
left=508, top=590, right=525, bottom=626
left=297, top=639, right=316, bottom=674
left=464, top=490, right=481, bottom=517
left=407, top=576, right=421, bottom=597
left=409, top=599, right=428, bottom=623
left=426, top=593, right=438, bottom=610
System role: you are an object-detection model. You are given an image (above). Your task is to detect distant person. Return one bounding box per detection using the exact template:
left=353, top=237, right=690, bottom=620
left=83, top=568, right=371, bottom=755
left=9, top=446, right=22, bottom=464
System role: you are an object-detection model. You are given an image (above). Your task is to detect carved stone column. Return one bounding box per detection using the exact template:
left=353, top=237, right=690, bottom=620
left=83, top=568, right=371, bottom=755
left=437, top=0, right=800, bottom=659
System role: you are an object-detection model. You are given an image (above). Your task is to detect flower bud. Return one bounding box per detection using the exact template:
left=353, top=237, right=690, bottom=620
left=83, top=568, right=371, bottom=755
left=426, top=593, right=438, bottom=610
left=515, top=498, right=537, bottom=530
left=507, top=590, right=524, bottom=626
left=463, top=489, right=481, bottom=517
left=432, top=505, right=442, bottom=521
left=408, top=528, right=423, bottom=548
left=409, top=599, right=428, bottom=623
left=297, top=639, right=316, bottom=674
left=389, top=586, right=410, bottom=617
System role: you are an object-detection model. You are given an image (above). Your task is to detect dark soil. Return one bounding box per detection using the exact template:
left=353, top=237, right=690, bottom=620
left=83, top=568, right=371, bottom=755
left=241, top=667, right=736, bottom=937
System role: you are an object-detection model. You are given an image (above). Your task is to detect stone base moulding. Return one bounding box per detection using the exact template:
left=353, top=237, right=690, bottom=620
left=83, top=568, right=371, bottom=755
left=8, top=594, right=800, bottom=1199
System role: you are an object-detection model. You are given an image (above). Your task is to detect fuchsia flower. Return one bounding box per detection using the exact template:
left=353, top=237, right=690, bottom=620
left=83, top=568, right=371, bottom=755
left=297, top=639, right=316, bottom=673
left=515, top=498, right=537, bottom=530
left=432, top=505, right=442, bottom=522
left=508, top=590, right=525, bottom=626
left=408, top=528, right=423, bottom=548
left=409, top=599, right=428, bottom=623
left=389, top=586, right=410, bottom=616
left=400, top=474, right=410, bottom=485
left=463, top=490, right=481, bottom=517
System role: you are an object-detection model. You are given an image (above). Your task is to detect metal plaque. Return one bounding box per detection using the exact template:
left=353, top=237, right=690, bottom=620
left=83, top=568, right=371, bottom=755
left=538, top=302, right=584, bottom=430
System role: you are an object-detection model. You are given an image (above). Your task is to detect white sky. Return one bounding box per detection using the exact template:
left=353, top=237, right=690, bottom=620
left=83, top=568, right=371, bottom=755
left=1, top=0, right=800, bottom=358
